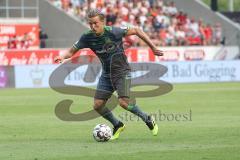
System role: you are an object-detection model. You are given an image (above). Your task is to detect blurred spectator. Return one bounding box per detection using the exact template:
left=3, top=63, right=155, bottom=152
left=156, top=12, right=170, bottom=27
left=20, top=33, right=32, bottom=49
left=188, top=18, right=200, bottom=37
left=39, top=27, right=48, bottom=48
left=61, top=0, right=70, bottom=11
left=165, top=1, right=178, bottom=16
left=175, top=26, right=186, bottom=46
left=67, top=2, right=75, bottom=15
left=204, top=24, right=213, bottom=45
left=212, top=23, right=223, bottom=45
left=152, top=17, right=163, bottom=32
left=7, top=35, right=17, bottom=49
left=165, top=29, right=175, bottom=46
left=198, top=19, right=205, bottom=45
left=176, top=11, right=187, bottom=26
left=159, top=28, right=167, bottom=46
left=7, top=33, right=33, bottom=49
left=52, top=0, right=62, bottom=9
left=106, top=7, right=117, bottom=25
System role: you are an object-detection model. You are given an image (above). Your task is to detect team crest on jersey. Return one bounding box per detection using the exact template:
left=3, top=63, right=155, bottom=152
left=120, top=25, right=131, bottom=30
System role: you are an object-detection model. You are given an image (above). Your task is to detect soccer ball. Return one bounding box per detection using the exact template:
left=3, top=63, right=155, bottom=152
left=93, top=124, right=112, bottom=142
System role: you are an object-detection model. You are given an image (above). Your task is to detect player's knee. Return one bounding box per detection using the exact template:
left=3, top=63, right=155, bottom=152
left=93, top=99, right=105, bottom=110
left=118, top=98, right=129, bottom=109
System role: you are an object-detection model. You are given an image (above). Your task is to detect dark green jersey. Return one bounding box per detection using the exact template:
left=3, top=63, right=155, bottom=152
left=73, top=26, right=131, bottom=77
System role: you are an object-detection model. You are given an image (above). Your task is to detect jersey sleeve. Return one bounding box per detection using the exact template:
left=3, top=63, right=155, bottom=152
left=73, top=34, right=87, bottom=50
left=112, top=26, right=130, bottom=39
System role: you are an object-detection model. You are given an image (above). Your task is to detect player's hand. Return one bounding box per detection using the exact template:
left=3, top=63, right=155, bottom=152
left=152, top=47, right=164, bottom=56
left=54, top=56, right=63, bottom=63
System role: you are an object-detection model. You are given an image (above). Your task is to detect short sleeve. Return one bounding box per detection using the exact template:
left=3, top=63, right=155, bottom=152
left=112, top=26, right=130, bottom=39
left=73, top=34, right=87, bottom=50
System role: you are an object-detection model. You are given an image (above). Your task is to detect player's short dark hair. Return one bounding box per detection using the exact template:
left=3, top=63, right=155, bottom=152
left=86, top=9, right=105, bottom=21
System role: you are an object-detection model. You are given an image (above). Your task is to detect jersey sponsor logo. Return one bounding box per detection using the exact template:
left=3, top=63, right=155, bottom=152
left=95, top=42, right=122, bottom=54
left=103, top=42, right=117, bottom=53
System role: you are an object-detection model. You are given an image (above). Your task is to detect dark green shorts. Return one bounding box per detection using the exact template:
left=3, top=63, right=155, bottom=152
left=94, top=73, right=131, bottom=100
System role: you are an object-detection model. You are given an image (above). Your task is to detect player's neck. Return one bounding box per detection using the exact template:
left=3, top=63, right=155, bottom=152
left=95, top=26, right=105, bottom=36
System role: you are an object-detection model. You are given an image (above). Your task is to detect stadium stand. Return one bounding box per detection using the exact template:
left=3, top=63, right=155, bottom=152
left=48, top=0, right=224, bottom=47
left=1, top=0, right=239, bottom=49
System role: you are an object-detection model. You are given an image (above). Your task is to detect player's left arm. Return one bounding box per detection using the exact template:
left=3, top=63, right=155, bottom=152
left=126, top=27, right=164, bottom=56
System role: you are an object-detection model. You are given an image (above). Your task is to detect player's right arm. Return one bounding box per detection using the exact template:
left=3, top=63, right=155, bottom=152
left=54, top=34, right=87, bottom=63
left=54, top=46, right=79, bottom=63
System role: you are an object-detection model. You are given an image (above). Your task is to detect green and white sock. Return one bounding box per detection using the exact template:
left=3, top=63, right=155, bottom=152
left=127, top=104, right=148, bottom=123
left=98, top=107, right=120, bottom=127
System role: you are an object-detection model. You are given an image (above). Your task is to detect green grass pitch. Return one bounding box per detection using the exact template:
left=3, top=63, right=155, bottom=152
left=0, top=82, right=240, bottom=160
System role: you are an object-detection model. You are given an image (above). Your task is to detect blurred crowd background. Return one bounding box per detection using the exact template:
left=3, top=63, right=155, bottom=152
left=49, top=0, right=224, bottom=47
